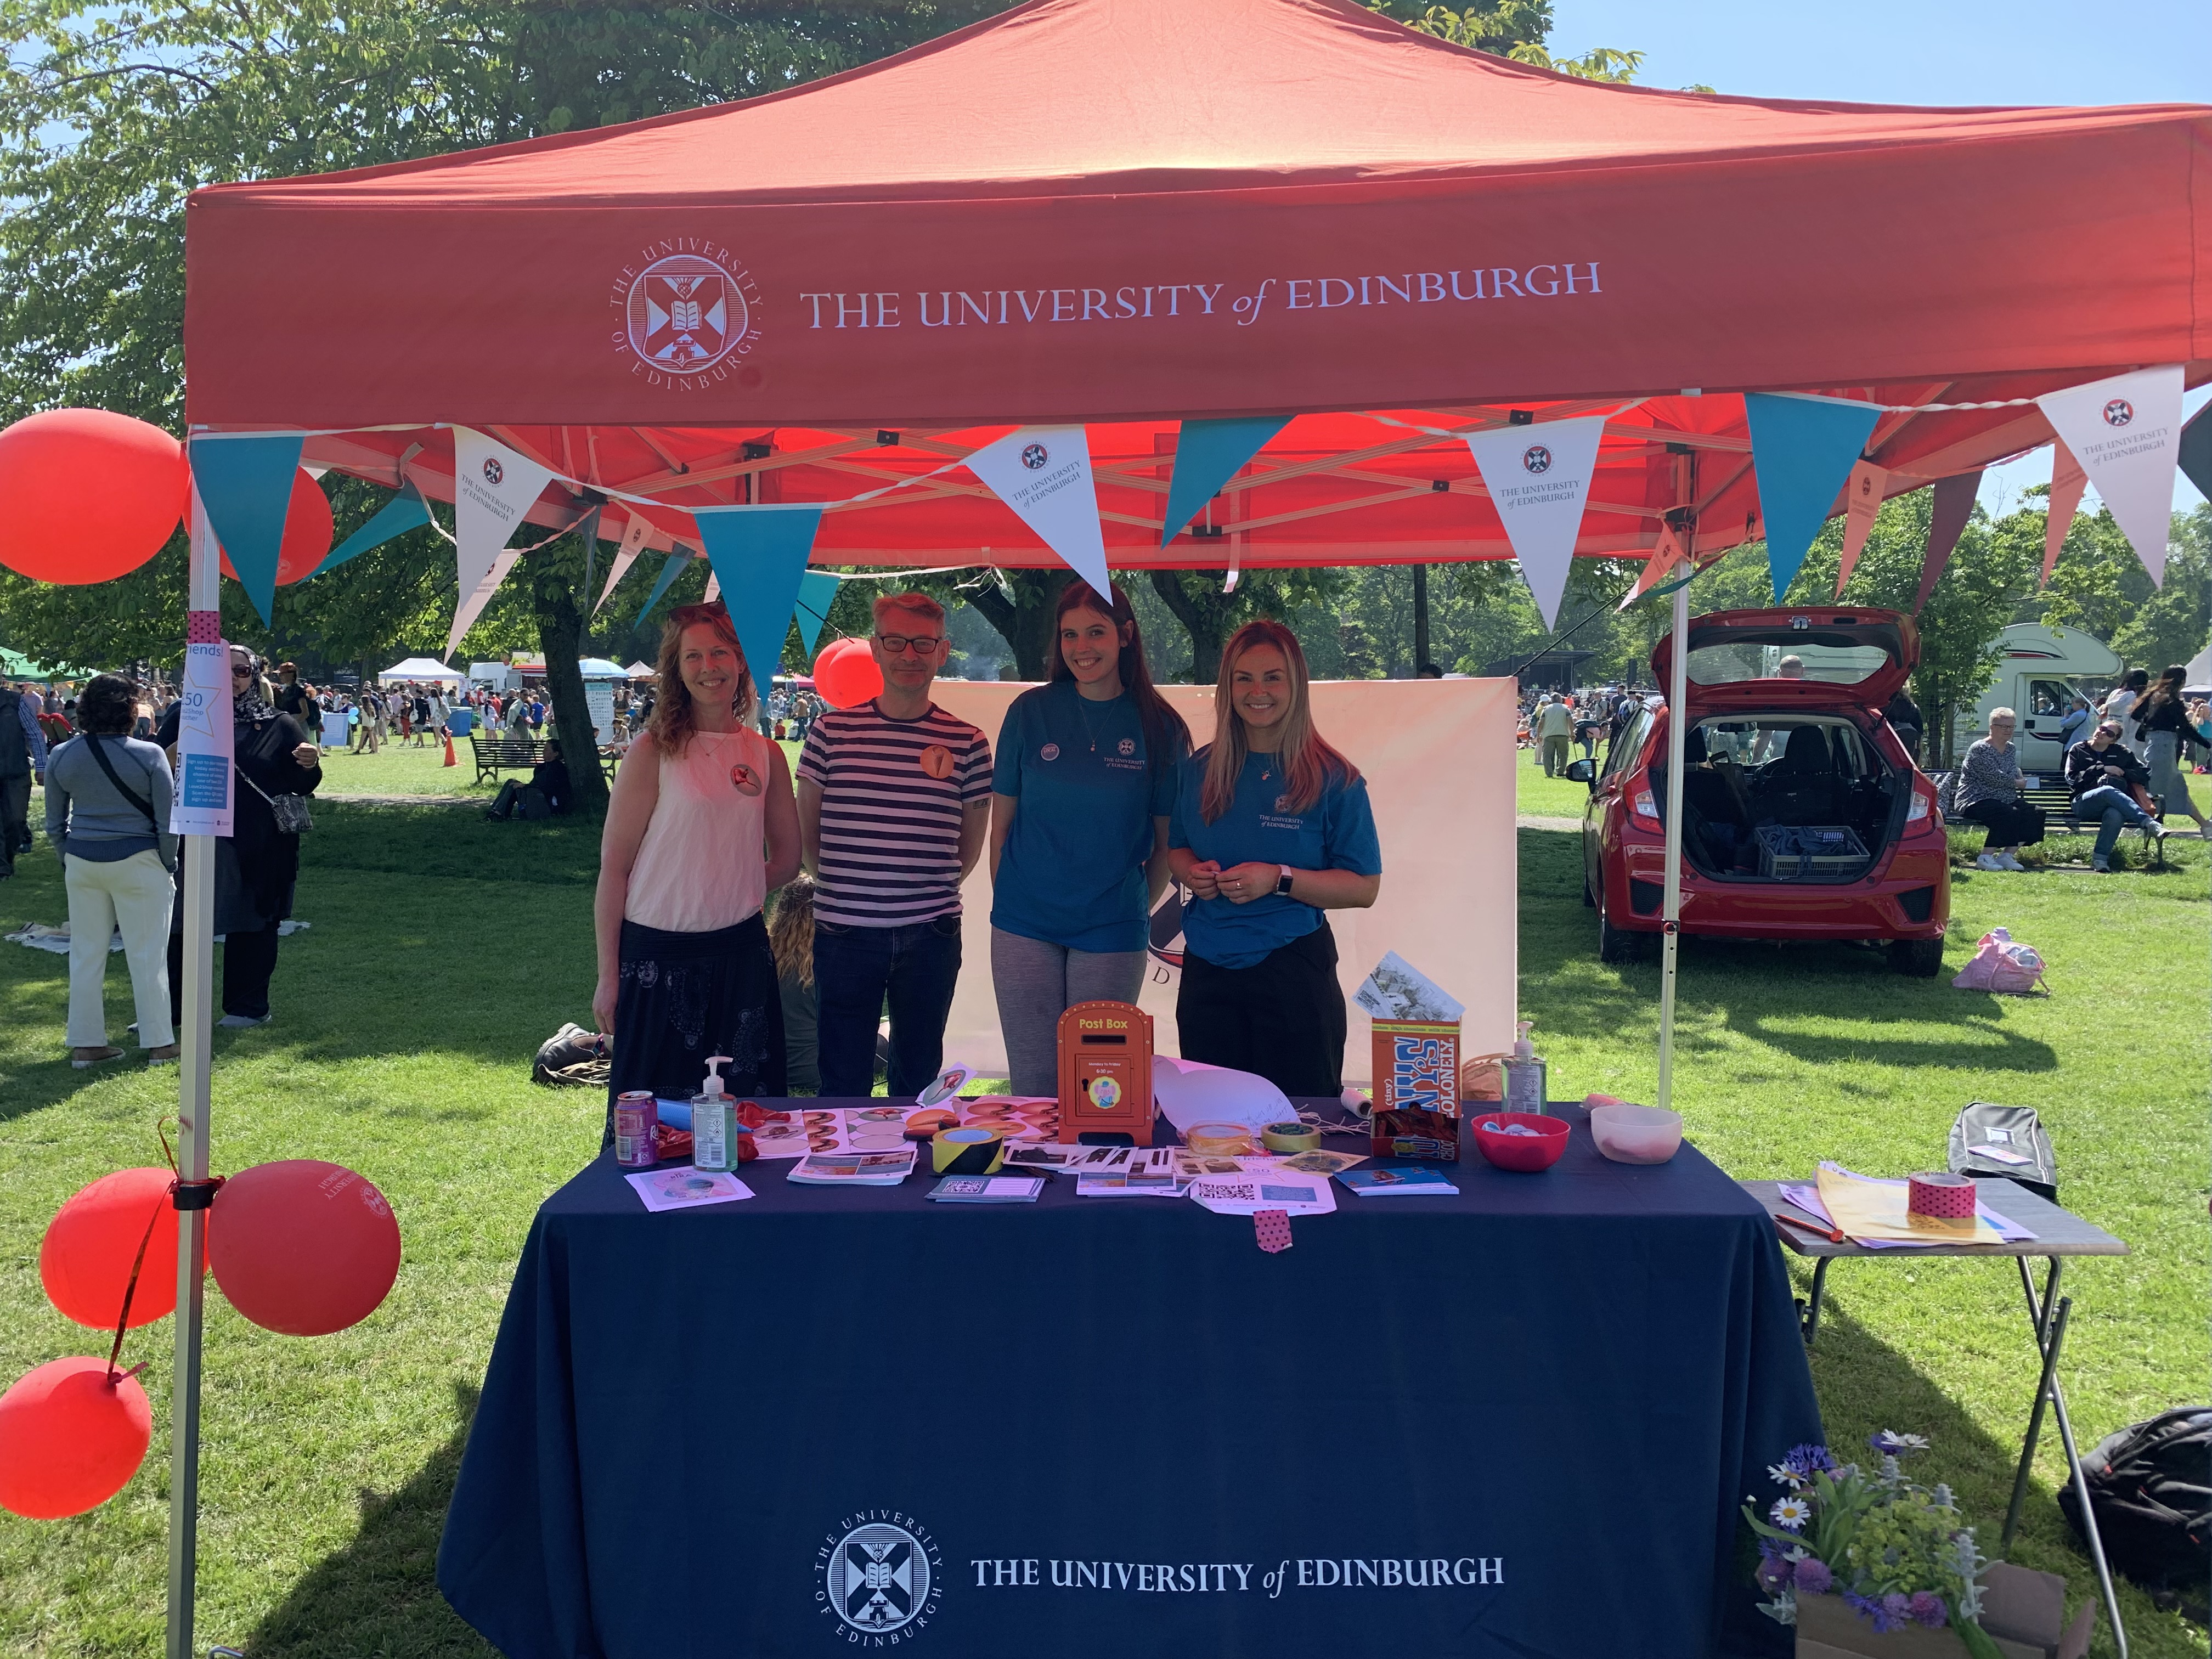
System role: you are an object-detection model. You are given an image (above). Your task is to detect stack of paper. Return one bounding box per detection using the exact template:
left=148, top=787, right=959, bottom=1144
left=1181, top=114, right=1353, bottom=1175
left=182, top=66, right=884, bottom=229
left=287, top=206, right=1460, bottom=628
left=786, top=1150, right=916, bottom=1187
left=625, top=1168, right=755, bottom=1212
left=928, top=1176, right=1045, bottom=1204
left=1812, top=1164, right=2007, bottom=1246
left=1337, top=1167, right=1459, bottom=1197
left=1187, top=1171, right=1335, bottom=1216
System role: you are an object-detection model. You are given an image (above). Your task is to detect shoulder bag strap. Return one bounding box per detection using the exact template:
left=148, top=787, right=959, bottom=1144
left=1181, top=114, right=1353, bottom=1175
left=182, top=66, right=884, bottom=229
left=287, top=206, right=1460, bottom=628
left=82, top=732, right=160, bottom=828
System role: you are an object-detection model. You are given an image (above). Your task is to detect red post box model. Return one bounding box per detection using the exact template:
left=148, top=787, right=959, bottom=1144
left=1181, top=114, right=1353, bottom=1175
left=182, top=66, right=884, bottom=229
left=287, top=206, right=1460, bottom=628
left=1056, top=1000, right=1154, bottom=1145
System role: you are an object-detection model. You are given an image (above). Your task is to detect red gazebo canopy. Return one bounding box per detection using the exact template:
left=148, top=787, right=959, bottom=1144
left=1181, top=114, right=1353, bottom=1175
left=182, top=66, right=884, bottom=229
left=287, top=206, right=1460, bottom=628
left=184, top=0, right=2211, bottom=567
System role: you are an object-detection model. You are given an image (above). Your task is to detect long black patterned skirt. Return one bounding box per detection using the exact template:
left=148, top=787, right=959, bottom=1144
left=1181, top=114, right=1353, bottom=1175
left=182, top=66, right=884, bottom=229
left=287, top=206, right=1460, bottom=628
left=605, top=914, right=786, bottom=1143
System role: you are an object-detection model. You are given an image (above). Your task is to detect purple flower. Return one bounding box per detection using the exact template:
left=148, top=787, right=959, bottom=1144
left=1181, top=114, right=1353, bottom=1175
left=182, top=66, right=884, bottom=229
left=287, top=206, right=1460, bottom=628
left=1756, top=1555, right=1793, bottom=1592
left=1882, top=1593, right=1912, bottom=1624
left=1908, top=1592, right=1949, bottom=1628
left=1868, top=1430, right=1930, bottom=1457
left=1782, top=1443, right=1838, bottom=1480
left=1795, top=1559, right=1834, bottom=1595
left=1845, top=1590, right=1899, bottom=1633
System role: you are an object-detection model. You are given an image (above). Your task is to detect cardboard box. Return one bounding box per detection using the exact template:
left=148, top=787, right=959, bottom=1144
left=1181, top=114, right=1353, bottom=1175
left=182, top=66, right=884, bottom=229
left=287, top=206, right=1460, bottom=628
left=1793, top=1564, right=2094, bottom=1659
left=1370, top=1019, right=1461, bottom=1162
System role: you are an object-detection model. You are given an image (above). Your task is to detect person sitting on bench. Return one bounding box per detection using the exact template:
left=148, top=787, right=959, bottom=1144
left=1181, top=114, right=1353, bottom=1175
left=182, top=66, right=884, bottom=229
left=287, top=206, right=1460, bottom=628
left=2064, top=720, right=2164, bottom=873
left=486, top=740, right=572, bottom=820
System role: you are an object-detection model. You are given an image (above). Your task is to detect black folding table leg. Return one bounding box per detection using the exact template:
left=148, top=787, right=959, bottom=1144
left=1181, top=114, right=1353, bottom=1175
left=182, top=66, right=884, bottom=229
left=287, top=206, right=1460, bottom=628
left=1798, top=1256, right=1831, bottom=1344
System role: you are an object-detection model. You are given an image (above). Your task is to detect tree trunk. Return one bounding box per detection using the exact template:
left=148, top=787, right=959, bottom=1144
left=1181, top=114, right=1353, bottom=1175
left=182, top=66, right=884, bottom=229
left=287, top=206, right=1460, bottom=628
left=966, top=569, right=1074, bottom=680
left=1149, top=570, right=1234, bottom=683
left=526, top=518, right=610, bottom=815
left=1412, top=563, right=1431, bottom=674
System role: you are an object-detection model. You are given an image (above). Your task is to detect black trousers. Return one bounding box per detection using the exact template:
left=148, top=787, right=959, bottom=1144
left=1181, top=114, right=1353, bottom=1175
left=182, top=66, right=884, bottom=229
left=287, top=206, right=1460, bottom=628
left=0, top=772, right=29, bottom=873
left=1176, top=919, right=1347, bottom=1098
left=1961, top=797, right=2046, bottom=847
left=167, top=915, right=283, bottom=1023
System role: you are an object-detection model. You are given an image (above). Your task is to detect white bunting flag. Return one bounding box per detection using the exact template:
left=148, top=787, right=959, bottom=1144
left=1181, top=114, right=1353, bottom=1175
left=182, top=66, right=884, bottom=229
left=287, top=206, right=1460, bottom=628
left=2036, top=365, right=2184, bottom=586
left=1835, top=459, right=1888, bottom=596
left=963, top=425, right=1112, bottom=601
left=593, top=510, right=658, bottom=616
left=1463, top=415, right=1607, bottom=629
left=448, top=429, right=556, bottom=656
left=2040, top=439, right=2087, bottom=588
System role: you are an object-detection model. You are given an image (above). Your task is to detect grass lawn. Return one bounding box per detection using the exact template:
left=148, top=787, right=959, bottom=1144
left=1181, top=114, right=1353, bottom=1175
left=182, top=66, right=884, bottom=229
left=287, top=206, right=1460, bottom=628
left=0, top=768, right=2204, bottom=1657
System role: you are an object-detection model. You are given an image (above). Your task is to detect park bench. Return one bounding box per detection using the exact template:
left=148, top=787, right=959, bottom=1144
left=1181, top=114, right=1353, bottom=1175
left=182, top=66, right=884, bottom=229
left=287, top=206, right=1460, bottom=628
left=469, top=733, right=549, bottom=786
left=1931, top=769, right=2166, bottom=868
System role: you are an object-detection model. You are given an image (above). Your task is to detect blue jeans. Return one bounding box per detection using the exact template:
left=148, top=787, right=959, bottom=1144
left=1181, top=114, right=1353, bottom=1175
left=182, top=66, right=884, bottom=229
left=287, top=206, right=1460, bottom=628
left=2076, top=785, right=2151, bottom=863
left=812, top=915, right=963, bottom=1098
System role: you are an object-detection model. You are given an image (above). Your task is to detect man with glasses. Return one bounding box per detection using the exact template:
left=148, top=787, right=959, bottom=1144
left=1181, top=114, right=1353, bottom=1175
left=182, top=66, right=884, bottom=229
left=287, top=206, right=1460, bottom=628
left=796, top=592, right=991, bottom=1098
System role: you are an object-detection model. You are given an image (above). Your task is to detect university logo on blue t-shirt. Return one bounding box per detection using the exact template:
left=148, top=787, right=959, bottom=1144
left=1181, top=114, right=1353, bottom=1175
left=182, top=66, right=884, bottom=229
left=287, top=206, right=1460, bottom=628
left=1169, top=747, right=1383, bottom=969
left=991, top=680, right=1182, bottom=955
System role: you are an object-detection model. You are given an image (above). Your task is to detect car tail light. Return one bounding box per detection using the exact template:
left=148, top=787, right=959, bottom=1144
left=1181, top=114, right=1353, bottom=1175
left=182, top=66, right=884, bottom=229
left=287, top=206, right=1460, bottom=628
left=1629, top=776, right=1662, bottom=830
left=1905, top=780, right=1937, bottom=829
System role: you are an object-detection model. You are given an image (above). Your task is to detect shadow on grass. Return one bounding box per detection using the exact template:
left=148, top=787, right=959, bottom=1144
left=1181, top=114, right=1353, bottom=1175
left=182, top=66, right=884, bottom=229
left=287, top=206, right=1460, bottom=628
left=241, top=1380, right=493, bottom=1659
left=1515, top=828, right=2058, bottom=1073
left=1788, top=1268, right=2200, bottom=1657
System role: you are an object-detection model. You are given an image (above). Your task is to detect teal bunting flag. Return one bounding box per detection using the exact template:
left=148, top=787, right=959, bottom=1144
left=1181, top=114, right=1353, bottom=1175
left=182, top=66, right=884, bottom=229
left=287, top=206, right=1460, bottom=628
left=693, top=505, right=827, bottom=684
left=189, top=432, right=304, bottom=624
left=635, top=550, right=695, bottom=625
left=1742, top=393, right=1882, bottom=601
left=2180, top=403, right=2212, bottom=503
left=1159, top=417, right=1288, bottom=546
left=311, top=479, right=431, bottom=579
left=793, top=569, right=840, bottom=654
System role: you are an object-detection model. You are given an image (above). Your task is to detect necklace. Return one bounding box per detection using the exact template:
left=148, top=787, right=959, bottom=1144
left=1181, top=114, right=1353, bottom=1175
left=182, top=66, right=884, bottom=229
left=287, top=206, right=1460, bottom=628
left=1075, top=690, right=1113, bottom=753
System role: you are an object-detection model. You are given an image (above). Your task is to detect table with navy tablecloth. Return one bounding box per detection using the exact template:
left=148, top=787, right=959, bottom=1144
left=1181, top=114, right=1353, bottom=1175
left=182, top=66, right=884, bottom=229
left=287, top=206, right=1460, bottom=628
left=436, top=1102, right=1820, bottom=1659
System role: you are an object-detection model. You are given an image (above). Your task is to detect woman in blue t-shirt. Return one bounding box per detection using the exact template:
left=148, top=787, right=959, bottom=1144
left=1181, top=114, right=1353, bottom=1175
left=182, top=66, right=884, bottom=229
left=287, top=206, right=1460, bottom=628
left=988, top=582, right=1191, bottom=1094
left=1167, top=620, right=1382, bottom=1098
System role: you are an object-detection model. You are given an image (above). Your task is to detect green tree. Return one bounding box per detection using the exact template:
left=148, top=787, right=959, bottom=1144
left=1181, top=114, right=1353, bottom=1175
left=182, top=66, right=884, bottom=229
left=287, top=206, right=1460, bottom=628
left=2040, top=501, right=2211, bottom=676
left=1366, top=0, right=1643, bottom=81
left=0, top=0, right=1001, bottom=756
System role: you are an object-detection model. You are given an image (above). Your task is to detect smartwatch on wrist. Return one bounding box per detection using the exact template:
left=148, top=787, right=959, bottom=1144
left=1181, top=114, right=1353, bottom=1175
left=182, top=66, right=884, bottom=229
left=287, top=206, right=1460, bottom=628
left=1276, top=865, right=1296, bottom=896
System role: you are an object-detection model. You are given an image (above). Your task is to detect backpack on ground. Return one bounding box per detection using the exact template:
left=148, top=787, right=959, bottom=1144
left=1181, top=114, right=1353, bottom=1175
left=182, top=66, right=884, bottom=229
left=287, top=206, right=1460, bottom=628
left=1951, top=927, right=2047, bottom=995
left=1946, top=1102, right=2058, bottom=1202
left=2057, top=1408, right=2212, bottom=1617
left=533, top=1022, right=609, bottom=1088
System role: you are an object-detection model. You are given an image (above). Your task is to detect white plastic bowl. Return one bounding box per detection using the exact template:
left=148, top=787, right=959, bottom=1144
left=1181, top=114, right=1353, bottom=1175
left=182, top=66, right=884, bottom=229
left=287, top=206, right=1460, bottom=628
left=1588, top=1102, right=1683, bottom=1165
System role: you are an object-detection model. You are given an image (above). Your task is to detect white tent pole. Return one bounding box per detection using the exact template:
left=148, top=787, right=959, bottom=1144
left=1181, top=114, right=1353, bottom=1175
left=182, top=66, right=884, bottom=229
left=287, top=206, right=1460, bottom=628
left=167, top=489, right=219, bottom=1659
left=1655, top=459, right=1696, bottom=1114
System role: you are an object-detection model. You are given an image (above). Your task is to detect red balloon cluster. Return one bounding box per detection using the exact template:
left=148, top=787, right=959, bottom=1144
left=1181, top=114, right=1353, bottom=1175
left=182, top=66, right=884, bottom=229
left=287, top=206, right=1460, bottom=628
left=0, top=408, right=185, bottom=584
left=812, top=637, right=884, bottom=709
left=217, top=468, right=334, bottom=586
left=3, top=1159, right=400, bottom=1520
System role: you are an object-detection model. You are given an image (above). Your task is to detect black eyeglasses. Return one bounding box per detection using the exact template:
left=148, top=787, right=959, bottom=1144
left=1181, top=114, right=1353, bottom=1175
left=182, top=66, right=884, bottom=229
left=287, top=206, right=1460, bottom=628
left=876, top=634, right=942, bottom=655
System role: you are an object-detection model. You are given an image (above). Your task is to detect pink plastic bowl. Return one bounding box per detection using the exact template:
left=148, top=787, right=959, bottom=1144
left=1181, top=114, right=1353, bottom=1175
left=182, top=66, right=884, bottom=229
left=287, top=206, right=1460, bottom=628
left=1470, top=1111, right=1570, bottom=1172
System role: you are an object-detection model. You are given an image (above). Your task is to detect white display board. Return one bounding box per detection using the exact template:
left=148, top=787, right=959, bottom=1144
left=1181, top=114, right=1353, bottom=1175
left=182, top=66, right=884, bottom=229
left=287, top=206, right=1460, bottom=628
left=928, top=677, right=1518, bottom=1085
left=584, top=682, right=616, bottom=743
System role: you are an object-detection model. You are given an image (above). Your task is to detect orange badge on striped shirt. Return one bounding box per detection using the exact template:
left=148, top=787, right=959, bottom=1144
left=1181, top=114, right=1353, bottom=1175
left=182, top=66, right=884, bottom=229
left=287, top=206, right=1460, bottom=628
left=918, top=744, right=954, bottom=779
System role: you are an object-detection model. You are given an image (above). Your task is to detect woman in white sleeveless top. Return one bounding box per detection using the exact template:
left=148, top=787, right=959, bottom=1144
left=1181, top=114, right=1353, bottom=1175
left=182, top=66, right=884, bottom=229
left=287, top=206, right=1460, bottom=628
left=594, top=603, right=801, bottom=1124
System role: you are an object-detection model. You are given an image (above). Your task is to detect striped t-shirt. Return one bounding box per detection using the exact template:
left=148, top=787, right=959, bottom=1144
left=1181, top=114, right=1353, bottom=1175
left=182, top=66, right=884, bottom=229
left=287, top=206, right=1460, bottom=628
left=798, top=701, right=994, bottom=926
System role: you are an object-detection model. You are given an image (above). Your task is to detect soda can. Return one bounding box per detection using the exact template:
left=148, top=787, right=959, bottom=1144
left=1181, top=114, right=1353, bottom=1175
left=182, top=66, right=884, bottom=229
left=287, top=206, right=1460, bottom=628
left=613, top=1091, right=660, bottom=1169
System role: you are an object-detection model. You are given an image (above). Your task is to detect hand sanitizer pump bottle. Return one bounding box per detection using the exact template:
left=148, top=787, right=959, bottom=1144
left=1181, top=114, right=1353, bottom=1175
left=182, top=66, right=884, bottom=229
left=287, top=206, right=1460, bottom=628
left=1503, top=1022, right=1549, bottom=1116
left=691, top=1056, right=736, bottom=1171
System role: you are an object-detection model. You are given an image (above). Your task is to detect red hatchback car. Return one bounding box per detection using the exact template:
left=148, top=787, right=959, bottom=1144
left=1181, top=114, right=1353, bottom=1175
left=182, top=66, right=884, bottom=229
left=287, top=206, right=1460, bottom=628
left=1573, top=607, right=1950, bottom=975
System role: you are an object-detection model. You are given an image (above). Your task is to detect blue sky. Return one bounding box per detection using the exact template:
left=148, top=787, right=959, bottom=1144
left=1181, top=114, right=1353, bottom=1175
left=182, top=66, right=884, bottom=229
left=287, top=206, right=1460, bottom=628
left=1555, top=0, right=2210, bottom=514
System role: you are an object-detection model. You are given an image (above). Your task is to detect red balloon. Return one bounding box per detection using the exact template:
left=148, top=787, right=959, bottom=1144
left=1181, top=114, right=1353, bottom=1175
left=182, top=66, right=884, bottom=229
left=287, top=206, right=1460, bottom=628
left=0, top=1357, right=152, bottom=1519
left=209, top=1160, right=399, bottom=1337
left=812, top=637, right=884, bottom=710
left=217, top=468, right=334, bottom=586
left=40, top=1167, right=204, bottom=1330
left=0, top=408, right=184, bottom=584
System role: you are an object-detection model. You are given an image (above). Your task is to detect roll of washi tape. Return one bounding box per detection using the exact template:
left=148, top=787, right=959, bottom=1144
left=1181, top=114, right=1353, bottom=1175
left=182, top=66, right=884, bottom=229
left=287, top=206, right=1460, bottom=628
left=931, top=1126, right=1006, bottom=1176
left=1186, top=1122, right=1256, bottom=1156
left=1261, top=1121, right=1322, bottom=1153
left=1907, top=1171, right=1977, bottom=1226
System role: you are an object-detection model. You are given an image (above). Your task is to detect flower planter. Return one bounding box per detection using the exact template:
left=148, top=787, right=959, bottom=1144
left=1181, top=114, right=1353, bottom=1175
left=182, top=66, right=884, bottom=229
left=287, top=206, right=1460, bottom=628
left=1793, top=1565, right=2094, bottom=1659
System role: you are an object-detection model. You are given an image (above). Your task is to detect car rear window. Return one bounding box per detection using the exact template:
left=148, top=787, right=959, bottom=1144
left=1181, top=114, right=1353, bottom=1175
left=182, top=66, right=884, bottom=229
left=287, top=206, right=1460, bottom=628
left=1684, top=640, right=1894, bottom=687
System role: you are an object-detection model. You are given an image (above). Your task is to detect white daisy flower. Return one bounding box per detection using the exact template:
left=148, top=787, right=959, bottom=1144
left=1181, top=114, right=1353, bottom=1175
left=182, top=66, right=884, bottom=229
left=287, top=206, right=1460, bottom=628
left=1770, top=1494, right=1813, bottom=1531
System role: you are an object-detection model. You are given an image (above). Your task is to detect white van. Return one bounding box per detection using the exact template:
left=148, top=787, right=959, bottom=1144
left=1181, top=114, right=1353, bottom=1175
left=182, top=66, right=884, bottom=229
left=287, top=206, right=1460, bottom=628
left=1951, top=623, right=2121, bottom=775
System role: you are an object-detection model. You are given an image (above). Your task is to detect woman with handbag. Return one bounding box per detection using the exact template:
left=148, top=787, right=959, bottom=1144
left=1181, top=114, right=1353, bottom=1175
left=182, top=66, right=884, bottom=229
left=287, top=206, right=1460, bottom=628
left=156, top=645, right=321, bottom=1028
left=44, top=675, right=178, bottom=1066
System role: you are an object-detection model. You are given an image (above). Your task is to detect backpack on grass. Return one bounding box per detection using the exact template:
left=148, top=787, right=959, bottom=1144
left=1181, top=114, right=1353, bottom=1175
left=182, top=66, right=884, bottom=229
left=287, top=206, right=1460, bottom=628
left=2057, top=1408, right=2212, bottom=1616
left=1946, top=1102, right=2057, bottom=1202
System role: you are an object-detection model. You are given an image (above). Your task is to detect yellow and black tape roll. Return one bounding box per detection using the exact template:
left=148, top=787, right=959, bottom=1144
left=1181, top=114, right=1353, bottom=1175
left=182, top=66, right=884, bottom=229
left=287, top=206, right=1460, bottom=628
left=1261, top=1121, right=1321, bottom=1153
left=930, top=1126, right=1006, bottom=1176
